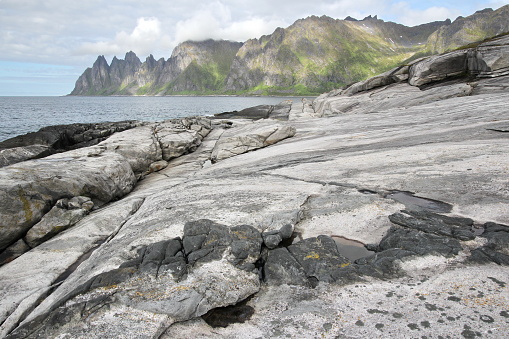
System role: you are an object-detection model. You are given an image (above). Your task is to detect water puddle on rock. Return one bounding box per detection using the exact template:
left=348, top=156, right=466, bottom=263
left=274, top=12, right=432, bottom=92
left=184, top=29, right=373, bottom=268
left=332, top=236, right=375, bottom=261
left=386, top=191, right=452, bottom=213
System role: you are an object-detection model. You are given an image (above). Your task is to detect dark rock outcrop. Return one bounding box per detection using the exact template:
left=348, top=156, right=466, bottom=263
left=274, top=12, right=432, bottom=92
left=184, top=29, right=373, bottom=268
left=389, top=210, right=475, bottom=241
left=0, top=121, right=141, bottom=167
left=183, top=219, right=262, bottom=271
left=470, top=222, right=509, bottom=265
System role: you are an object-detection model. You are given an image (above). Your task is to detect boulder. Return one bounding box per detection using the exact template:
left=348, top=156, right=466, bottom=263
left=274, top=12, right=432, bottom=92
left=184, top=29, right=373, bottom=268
left=211, top=121, right=296, bottom=162
left=155, top=117, right=211, bottom=161
left=287, top=235, right=350, bottom=283
left=263, top=247, right=309, bottom=286
left=268, top=101, right=293, bottom=121
left=214, top=105, right=273, bottom=120
left=343, top=66, right=409, bottom=96
left=0, top=150, right=136, bottom=252
left=24, top=197, right=93, bottom=248
left=213, top=101, right=294, bottom=121
left=148, top=160, right=168, bottom=173
left=408, top=50, right=469, bottom=86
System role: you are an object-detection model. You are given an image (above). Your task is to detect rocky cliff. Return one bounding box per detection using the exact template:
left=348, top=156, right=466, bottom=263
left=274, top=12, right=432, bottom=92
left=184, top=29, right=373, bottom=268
left=70, top=40, right=243, bottom=95
left=426, top=5, right=509, bottom=53
left=223, top=15, right=444, bottom=95
left=2, top=32, right=509, bottom=338
left=70, top=5, right=509, bottom=96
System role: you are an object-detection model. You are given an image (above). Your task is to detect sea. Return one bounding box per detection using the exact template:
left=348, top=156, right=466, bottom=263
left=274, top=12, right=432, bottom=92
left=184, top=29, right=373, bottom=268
left=0, top=96, right=305, bottom=142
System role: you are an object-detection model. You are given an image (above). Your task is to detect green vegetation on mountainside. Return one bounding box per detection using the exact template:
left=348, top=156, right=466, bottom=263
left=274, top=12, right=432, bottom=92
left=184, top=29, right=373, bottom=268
left=70, top=5, right=509, bottom=96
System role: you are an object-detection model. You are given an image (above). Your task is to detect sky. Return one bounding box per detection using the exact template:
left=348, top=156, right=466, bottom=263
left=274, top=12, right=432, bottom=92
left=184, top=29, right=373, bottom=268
left=0, top=0, right=508, bottom=96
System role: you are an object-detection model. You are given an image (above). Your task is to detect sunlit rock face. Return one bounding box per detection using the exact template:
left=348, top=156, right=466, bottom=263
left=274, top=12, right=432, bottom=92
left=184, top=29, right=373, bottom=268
left=1, top=34, right=509, bottom=338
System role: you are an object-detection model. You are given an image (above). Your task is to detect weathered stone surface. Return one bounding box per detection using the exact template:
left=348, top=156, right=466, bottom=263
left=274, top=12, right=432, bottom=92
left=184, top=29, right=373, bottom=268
left=0, top=145, right=51, bottom=168
left=378, top=227, right=462, bottom=257
left=0, top=121, right=141, bottom=167
left=0, top=118, right=213, bottom=254
left=288, top=98, right=317, bottom=120
left=264, top=248, right=309, bottom=286
left=155, top=117, right=211, bottom=161
left=287, top=235, right=350, bottom=284
left=211, top=121, right=296, bottom=162
left=99, top=125, right=162, bottom=175
left=0, top=150, right=136, bottom=253
left=469, top=221, right=509, bottom=265
left=0, top=239, right=30, bottom=266
left=389, top=210, right=475, bottom=241
left=0, top=196, right=145, bottom=338
left=164, top=264, right=509, bottom=338
left=2, top=52, right=509, bottom=338
left=312, top=82, right=473, bottom=117
left=343, top=66, right=409, bottom=96
left=468, top=35, right=509, bottom=77
left=24, top=197, right=93, bottom=248
left=6, top=221, right=262, bottom=338
left=183, top=219, right=262, bottom=270
left=408, top=50, right=469, bottom=86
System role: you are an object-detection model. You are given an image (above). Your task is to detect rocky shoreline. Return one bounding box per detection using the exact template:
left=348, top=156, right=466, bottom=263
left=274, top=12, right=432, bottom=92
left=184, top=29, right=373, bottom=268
left=0, top=35, right=508, bottom=338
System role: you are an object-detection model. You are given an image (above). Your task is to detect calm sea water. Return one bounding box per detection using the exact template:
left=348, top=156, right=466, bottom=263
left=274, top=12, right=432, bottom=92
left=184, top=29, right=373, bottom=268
left=0, top=96, right=304, bottom=142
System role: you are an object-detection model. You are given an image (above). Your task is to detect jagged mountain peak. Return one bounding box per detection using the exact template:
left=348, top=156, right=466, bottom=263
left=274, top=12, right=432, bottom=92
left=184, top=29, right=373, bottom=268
left=93, top=55, right=109, bottom=68
left=70, top=5, right=509, bottom=96
left=124, top=51, right=141, bottom=64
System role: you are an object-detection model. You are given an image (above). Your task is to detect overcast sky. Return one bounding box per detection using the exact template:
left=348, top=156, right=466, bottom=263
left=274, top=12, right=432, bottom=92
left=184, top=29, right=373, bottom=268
left=1, top=0, right=508, bottom=95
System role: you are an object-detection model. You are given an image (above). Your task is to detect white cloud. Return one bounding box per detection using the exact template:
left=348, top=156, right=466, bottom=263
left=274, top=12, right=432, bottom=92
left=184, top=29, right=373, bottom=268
left=389, top=2, right=461, bottom=26
left=75, top=17, right=172, bottom=56
left=173, top=1, right=287, bottom=44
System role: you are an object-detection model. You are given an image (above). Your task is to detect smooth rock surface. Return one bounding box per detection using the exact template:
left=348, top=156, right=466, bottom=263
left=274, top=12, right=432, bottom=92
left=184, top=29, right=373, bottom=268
left=211, top=121, right=296, bottom=162
left=0, top=118, right=213, bottom=254
left=1, top=53, right=509, bottom=338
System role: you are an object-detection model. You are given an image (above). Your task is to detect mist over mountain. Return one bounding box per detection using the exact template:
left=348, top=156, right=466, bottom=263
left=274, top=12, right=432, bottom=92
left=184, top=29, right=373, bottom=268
left=70, top=5, right=509, bottom=96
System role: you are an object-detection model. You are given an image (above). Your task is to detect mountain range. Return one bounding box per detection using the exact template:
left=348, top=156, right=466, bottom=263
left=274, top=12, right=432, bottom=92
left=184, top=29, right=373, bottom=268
left=70, top=5, right=509, bottom=96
